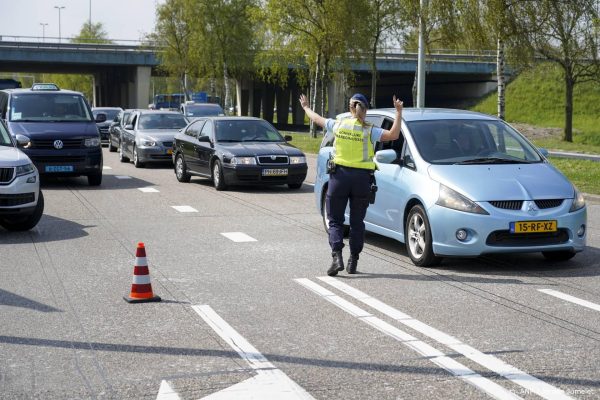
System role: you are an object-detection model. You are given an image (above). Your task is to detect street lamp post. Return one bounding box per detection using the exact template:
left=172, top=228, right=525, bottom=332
left=39, top=23, right=48, bottom=42
left=54, top=6, right=65, bottom=43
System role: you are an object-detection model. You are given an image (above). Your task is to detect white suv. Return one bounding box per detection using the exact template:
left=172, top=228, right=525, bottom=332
left=0, top=120, right=43, bottom=231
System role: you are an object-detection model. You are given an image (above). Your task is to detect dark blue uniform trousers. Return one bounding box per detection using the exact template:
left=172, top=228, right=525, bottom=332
left=326, top=166, right=372, bottom=255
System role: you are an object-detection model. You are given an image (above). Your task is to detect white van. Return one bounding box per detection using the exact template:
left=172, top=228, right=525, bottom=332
left=0, top=120, right=43, bottom=231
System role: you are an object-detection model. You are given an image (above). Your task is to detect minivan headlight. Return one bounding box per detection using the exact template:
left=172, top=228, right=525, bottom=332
left=16, top=163, right=35, bottom=177
left=84, top=137, right=101, bottom=147
left=231, top=156, right=256, bottom=165
left=569, top=187, right=586, bottom=212
left=436, top=184, right=489, bottom=215
left=289, top=156, right=306, bottom=164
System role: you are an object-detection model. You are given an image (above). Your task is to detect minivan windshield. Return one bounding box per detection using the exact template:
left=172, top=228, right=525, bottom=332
left=407, top=119, right=543, bottom=164
left=9, top=93, right=93, bottom=122
left=0, top=122, right=13, bottom=146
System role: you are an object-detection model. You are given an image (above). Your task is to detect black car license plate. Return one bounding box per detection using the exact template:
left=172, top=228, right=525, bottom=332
left=262, top=168, right=288, bottom=176
left=45, top=165, right=74, bottom=173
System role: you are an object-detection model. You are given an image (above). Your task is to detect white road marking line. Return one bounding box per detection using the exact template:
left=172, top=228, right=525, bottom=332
left=115, top=175, right=132, bottom=179
left=538, top=289, right=600, bottom=312
left=295, top=279, right=522, bottom=400
left=156, top=380, right=181, bottom=400
left=138, top=187, right=160, bottom=193
left=304, top=182, right=315, bottom=187
left=192, top=305, right=315, bottom=400
left=171, top=205, right=198, bottom=213
left=318, top=277, right=574, bottom=400
left=103, top=166, right=112, bottom=170
left=220, top=232, right=257, bottom=242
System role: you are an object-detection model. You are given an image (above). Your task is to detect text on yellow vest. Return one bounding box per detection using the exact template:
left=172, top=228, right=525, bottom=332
left=333, top=117, right=376, bottom=170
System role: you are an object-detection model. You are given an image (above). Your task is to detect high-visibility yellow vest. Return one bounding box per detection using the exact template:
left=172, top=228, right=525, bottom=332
left=332, top=117, right=376, bottom=170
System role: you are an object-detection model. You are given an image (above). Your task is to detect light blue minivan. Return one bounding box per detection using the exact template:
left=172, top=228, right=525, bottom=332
left=314, top=108, right=587, bottom=266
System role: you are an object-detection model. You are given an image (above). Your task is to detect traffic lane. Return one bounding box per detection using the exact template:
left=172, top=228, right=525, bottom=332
left=74, top=151, right=596, bottom=396
left=114, top=192, right=600, bottom=399
left=3, top=148, right=599, bottom=399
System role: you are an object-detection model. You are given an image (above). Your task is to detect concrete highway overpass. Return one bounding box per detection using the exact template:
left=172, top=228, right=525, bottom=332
left=0, top=40, right=502, bottom=123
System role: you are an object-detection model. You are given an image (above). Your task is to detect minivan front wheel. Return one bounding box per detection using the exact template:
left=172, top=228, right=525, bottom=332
left=405, top=205, right=441, bottom=267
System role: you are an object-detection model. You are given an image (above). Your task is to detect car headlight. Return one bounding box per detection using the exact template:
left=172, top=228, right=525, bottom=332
left=569, top=187, right=586, bottom=212
left=436, top=184, right=488, bottom=215
left=289, top=156, right=306, bottom=164
left=140, top=138, right=157, bottom=147
left=15, top=163, right=35, bottom=177
left=231, top=156, right=256, bottom=165
left=84, top=137, right=101, bottom=147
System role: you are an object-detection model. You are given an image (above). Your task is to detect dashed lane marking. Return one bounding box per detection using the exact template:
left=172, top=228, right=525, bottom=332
left=538, top=289, right=600, bottom=312
left=139, top=187, right=160, bottom=193
left=192, top=305, right=315, bottom=399
left=115, top=175, right=132, bottom=179
left=220, top=232, right=257, bottom=242
left=317, top=277, right=574, bottom=400
left=171, top=205, right=198, bottom=213
left=295, top=278, right=522, bottom=400
left=103, top=166, right=112, bottom=170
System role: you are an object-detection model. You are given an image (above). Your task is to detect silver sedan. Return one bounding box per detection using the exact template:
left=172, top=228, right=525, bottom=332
left=119, top=110, right=188, bottom=168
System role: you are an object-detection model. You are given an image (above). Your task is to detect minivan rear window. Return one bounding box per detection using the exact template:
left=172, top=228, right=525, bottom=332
left=10, top=93, right=92, bottom=122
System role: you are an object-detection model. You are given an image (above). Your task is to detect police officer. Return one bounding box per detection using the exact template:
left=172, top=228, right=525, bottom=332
left=300, top=93, right=403, bottom=276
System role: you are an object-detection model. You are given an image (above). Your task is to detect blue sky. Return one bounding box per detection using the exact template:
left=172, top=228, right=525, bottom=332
left=1, top=0, right=166, bottom=42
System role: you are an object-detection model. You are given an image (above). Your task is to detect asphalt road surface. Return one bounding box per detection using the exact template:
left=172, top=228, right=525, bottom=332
left=1, top=149, right=599, bottom=400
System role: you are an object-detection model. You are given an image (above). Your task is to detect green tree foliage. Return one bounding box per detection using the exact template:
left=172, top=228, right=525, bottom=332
left=262, top=0, right=364, bottom=135
left=519, top=0, right=600, bottom=142
left=362, top=0, right=405, bottom=108
left=151, top=0, right=194, bottom=98
left=152, top=0, right=259, bottom=108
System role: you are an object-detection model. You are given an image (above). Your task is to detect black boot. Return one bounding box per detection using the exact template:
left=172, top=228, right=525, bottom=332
left=327, top=251, right=344, bottom=276
left=347, top=253, right=359, bottom=274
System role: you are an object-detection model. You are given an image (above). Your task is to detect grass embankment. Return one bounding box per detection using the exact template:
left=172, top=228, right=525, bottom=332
left=472, top=63, right=600, bottom=154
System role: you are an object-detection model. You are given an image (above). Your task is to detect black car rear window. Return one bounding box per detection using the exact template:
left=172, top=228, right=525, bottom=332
left=215, top=120, right=284, bottom=142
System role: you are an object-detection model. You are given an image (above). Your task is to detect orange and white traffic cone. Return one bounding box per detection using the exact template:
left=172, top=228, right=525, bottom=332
left=123, top=242, right=161, bottom=303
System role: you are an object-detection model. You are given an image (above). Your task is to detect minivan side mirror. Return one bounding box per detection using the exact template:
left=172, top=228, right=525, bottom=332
left=538, top=147, right=549, bottom=157
left=375, top=149, right=397, bottom=164
left=15, top=134, right=31, bottom=147
left=197, top=135, right=211, bottom=143
left=95, top=113, right=107, bottom=123
left=125, top=124, right=134, bottom=130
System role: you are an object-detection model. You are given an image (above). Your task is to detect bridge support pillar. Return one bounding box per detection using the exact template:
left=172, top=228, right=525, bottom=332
left=291, top=84, right=304, bottom=126
left=236, top=78, right=253, bottom=116
left=275, top=86, right=290, bottom=126
left=328, top=74, right=347, bottom=118
left=129, top=66, right=151, bottom=109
